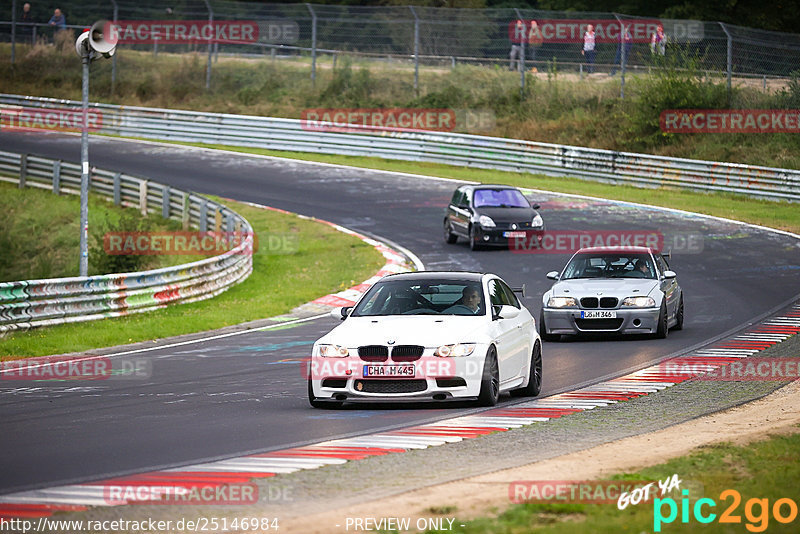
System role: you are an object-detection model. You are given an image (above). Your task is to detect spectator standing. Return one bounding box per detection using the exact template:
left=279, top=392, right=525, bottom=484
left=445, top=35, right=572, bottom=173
left=650, top=24, right=666, bottom=56
left=20, top=3, right=34, bottom=43
left=581, top=24, right=596, bottom=74
left=528, top=20, right=543, bottom=71
left=610, top=25, right=633, bottom=76
left=509, top=19, right=525, bottom=71
left=48, top=8, right=66, bottom=30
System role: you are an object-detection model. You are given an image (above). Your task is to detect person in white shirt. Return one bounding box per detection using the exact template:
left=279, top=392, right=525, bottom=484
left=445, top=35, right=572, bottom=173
left=581, top=24, right=596, bottom=73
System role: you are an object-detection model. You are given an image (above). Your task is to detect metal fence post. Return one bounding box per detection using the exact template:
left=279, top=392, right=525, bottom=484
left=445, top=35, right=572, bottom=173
left=110, top=0, right=118, bottom=92
left=11, top=0, right=17, bottom=64
left=306, top=4, right=317, bottom=87
left=514, top=9, right=526, bottom=97
left=53, top=160, right=61, bottom=194
left=162, top=185, right=170, bottom=218
left=409, top=6, right=420, bottom=94
left=182, top=193, right=190, bottom=230
left=139, top=180, right=148, bottom=216
left=19, top=153, right=27, bottom=188
left=200, top=200, right=208, bottom=232
left=720, top=22, right=732, bottom=105
left=113, top=172, right=121, bottom=205
left=203, top=0, right=213, bottom=90
left=613, top=14, right=626, bottom=99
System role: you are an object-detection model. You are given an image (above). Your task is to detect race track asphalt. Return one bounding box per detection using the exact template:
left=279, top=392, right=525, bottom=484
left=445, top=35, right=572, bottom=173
left=2, top=132, right=799, bottom=494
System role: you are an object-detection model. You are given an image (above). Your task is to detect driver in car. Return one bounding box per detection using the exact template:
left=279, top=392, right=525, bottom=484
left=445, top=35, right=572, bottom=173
left=634, top=258, right=654, bottom=278
left=444, top=286, right=483, bottom=315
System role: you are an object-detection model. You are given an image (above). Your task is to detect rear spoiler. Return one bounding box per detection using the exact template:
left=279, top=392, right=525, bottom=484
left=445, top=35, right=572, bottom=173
left=511, top=284, right=527, bottom=298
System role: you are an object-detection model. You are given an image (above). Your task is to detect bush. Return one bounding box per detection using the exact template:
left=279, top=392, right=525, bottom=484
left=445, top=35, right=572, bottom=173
left=90, top=208, right=155, bottom=275
left=628, top=50, right=729, bottom=148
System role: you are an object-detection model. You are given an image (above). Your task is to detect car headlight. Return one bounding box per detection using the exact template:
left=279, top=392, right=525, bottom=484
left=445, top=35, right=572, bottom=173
left=318, top=344, right=349, bottom=357
left=622, top=296, right=656, bottom=308
left=531, top=214, right=543, bottom=228
left=478, top=215, right=496, bottom=228
left=435, top=343, right=476, bottom=357
left=547, top=296, right=577, bottom=308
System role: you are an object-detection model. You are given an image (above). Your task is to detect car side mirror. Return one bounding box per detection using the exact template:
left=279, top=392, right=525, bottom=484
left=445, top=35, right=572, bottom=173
left=546, top=271, right=560, bottom=280
left=662, top=270, right=677, bottom=280
left=492, top=305, right=520, bottom=320
left=532, top=204, right=540, bottom=210
left=330, top=306, right=352, bottom=320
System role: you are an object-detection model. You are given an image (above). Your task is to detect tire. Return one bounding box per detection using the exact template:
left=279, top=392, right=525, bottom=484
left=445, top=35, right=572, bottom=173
left=539, top=310, right=560, bottom=342
left=308, top=379, right=342, bottom=409
left=443, top=220, right=458, bottom=244
left=673, top=296, right=684, bottom=331
left=469, top=225, right=482, bottom=251
left=655, top=301, right=669, bottom=339
left=477, top=347, right=500, bottom=406
left=510, top=341, right=542, bottom=397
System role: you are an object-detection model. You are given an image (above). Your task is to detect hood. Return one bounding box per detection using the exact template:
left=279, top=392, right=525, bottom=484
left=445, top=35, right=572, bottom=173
left=550, top=278, right=659, bottom=299
left=474, top=206, right=538, bottom=224
left=318, top=315, right=491, bottom=347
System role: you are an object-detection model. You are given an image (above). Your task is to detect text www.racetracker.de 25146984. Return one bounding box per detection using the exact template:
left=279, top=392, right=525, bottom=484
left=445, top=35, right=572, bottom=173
left=0, top=516, right=279, bottom=533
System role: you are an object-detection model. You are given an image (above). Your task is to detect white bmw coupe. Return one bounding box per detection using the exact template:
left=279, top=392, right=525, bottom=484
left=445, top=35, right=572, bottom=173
left=308, top=272, right=542, bottom=408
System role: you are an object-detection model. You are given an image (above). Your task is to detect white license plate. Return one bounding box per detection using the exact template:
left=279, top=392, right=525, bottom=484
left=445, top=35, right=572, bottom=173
left=363, top=365, right=415, bottom=377
left=503, top=231, right=526, bottom=238
left=581, top=310, right=617, bottom=319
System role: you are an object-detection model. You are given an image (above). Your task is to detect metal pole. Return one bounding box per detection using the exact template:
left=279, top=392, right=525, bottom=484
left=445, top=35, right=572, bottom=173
left=79, top=50, right=91, bottom=276
left=203, top=0, right=213, bottom=90
left=306, top=4, right=317, bottom=87
left=614, top=14, right=625, bottom=99
left=409, top=6, right=419, bottom=94
left=111, top=0, right=118, bottom=92
left=514, top=9, right=525, bottom=97
left=720, top=22, right=732, bottom=105
left=11, top=0, right=17, bottom=64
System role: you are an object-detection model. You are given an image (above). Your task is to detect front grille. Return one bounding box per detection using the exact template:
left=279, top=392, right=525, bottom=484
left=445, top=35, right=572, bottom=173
left=436, top=377, right=467, bottom=388
left=358, top=345, right=389, bottom=362
left=354, top=379, right=428, bottom=394
left=580, top=297, right=599, bottom=308
left=600, top=297, right=618, bottom=309
left=497, top=222, right=532, bottom=230
left=321, top=378, right=347, bottom=388
left=391, top=345, right=424, bottom=361
left=575, top=318, right=624, bottom=331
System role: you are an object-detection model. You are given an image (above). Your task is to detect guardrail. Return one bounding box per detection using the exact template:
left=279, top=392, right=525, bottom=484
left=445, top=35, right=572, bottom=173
left=2, top=93, right=798, bottom=201
left=0, top=149, right=254, bottom=334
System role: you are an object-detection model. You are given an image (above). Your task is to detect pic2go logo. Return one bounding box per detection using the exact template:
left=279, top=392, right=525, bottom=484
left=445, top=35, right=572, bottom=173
left=654, top=489, right=798, bottom=532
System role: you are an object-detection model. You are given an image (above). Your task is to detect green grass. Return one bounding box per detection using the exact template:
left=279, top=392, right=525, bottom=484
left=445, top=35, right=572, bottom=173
left=0, top=197, right=385, bottom=358
left=0, top=181, right=193, bottom=281
left=147, top=142, right=800, bottom=236
left=440, top=430, right=800, bottom=533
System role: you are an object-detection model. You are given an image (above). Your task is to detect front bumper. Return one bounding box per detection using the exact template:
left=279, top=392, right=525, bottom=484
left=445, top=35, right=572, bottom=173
left=542, top=307, right=661, bottom=335
left=309, top=350, right=489, bottom=403
left=472, top=227, right=544, bottom=249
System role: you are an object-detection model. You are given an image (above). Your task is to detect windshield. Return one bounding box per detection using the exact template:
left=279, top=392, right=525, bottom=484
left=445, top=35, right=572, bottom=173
left=351, top=280, right=485, bottom=316
left=473, top=189, right=530, bottom=208
left=561, top=253, right=656, bottom=280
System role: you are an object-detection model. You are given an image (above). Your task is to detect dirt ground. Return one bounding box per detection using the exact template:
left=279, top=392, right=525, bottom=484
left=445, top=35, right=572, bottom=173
left=281, top=379, right=800, bottom=533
